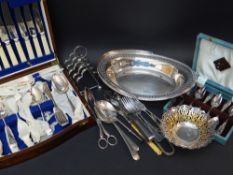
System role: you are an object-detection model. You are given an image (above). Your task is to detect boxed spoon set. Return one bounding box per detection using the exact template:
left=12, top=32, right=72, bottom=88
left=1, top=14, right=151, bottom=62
left=164, top=33, right=233, bottom=145
left=0, top=0, right=94, bottom=168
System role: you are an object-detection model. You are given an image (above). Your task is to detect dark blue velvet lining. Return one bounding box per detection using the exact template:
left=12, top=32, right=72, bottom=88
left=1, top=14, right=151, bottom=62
left=0, top=120, right=11, bottom=155
left=0, top=54, right=54, bottom=77
left=0, top=71, right=81, bottom=155
left=0, top=0, right=86, bottom=156
left=8, top=0, right=39, bottom=8
left=30, top=99, right=73, bottom=134
left=0, top=97, right=74, bottom=155
left=0, top=114, right=29, bottom=155
left=5, top=114, right=27, bottom=149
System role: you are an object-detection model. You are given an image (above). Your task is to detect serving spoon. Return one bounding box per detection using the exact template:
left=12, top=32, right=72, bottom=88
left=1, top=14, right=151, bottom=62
left=31, top=86, right=53, bottom=137
left=52, top=73, right=76, bottom=112
left=95, top=100, right=140, bottom=161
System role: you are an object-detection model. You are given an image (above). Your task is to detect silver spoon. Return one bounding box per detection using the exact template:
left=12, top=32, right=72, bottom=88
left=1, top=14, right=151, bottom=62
left=217, top=106, right=233, bottom=135
left=220, top=100, right=232, bottom=112
left=105, top=98, right=143, bottom=142
left=95, top=100, right=140, bottom=161
left=187, top=87, right=207, bottom=106
left=208, top=94, right=223, bottom=114
left=207, top=117, right=219, bottom=134
left=85, top=89, right=117, bottom=149
left=0, top=102, right=19, bottom=153
left=41, top=82, right=69, bottom=127
left=194, top=87, right=206, bottom=100
left=52, top=73, right=76, bottom=112
left=203, top=93, right=215, bottom=104
left=30, top=86, right=53, bottom=137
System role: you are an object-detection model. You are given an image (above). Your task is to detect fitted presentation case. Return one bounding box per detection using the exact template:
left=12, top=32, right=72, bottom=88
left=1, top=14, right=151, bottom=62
left=164, top=33, right=233, bottom=145
left=0, top=0, right=94, bottom=168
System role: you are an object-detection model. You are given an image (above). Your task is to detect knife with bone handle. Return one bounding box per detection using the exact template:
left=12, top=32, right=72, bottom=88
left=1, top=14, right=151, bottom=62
left=32, top=2, right=51, bottom=55
left=0, top=16, right=18, bottom=66
left=1, top=2, right=27, bottom=63
left=23, top=5, right=43, bottom=58
left=0, top=42, right=10, bottom=69
left=14, top=7, right=35, bottom=60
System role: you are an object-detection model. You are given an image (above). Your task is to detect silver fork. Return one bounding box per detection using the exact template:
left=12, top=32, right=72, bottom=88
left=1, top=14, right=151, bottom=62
left=121, top=97, right=175, bottom=156
left=121, top=97, right=155, bottom=141
left=126, top=97, right=161, bottom=125
left=42, top=83, right=69, bottom=127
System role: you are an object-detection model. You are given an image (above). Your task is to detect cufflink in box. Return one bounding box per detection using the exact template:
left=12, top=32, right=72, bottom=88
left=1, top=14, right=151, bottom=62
left=0, top=0, right=94, bottom=168
left=164, top=33, right=233, bottom=145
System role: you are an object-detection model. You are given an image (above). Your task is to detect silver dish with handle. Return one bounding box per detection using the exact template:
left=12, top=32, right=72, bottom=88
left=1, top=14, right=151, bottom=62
left=97, top=49, right=196, bottom=101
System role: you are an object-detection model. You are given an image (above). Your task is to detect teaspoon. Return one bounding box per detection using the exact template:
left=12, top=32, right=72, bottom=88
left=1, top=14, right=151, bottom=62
left=188, top=87, right=206, bottom=106
left=208, top=94, right=223, bottom=114
left=220, top=100, right=232, bottom=112
left=194, top=87, right=206, bottom=100
left=217, top=106, right=233, bottom=135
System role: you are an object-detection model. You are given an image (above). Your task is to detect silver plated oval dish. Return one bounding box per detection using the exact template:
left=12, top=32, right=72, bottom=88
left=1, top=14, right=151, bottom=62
left=97, top=50, right=196, bottom=101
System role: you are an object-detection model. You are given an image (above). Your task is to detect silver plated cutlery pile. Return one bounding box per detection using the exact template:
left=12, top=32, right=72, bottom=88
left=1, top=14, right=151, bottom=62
left=85, top=89, right=141, bottom=160
left=84, top=86, right=176, bottom=159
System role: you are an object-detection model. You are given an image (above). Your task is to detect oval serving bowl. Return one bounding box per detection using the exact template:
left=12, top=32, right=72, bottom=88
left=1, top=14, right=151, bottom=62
left=161, top=105, right=216, bottom=149
left=97, top=50, right=196, bottom=101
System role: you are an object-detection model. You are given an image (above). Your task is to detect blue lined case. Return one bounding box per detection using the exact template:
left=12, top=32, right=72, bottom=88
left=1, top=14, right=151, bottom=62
left=0, top=0, right=92, bottom=160
left=164, top=33, right=233, bottom=145
left=0, top=0, right=55, bottom=78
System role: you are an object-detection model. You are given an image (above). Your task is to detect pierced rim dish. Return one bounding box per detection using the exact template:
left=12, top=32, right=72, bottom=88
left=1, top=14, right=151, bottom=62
left=97, top=50, right=196, bottom=101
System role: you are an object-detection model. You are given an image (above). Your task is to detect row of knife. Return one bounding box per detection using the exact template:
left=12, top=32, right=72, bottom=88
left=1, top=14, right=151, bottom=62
left=0, top=1, right=51, bottom=70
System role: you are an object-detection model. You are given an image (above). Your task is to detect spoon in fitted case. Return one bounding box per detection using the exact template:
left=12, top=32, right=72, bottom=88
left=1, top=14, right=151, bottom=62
left=207, top=94, right=223, bottom=115
left=41, top=82, right=69, bottom=127
left=52, top=73, right=76, bottom=112
left=0, top=102, right=19, bottom=153
left=179, top=87, right=207, bottom=106
left=194, top=87, right=206, bottom=101
left=30, top=86, right=53, bottom=137
left=217, top=106, right=233, bottom=135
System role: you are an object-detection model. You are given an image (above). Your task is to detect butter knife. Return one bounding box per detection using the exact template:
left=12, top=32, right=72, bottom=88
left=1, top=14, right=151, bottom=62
left=0, top=15, right=18, bottom=67
left=23, top=5, right=43, bottom=58
left=14, top=7, right=35, bottom=60
left=32, top=2, right=51, bottom=55
left=1, top=2, right=27, bottom=63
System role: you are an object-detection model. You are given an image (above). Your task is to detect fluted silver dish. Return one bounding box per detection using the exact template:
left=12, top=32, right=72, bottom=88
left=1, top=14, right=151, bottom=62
left=161, top=105, right=219, bottom=149
left=97, top=49, right=196, bottom=101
